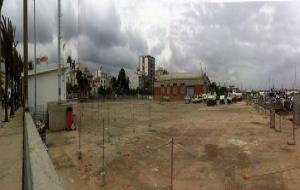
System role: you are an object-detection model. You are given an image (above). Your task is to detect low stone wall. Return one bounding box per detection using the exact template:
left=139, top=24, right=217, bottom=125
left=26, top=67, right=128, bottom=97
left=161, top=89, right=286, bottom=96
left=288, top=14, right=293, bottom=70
left=24, top=112, right=64, bottom=190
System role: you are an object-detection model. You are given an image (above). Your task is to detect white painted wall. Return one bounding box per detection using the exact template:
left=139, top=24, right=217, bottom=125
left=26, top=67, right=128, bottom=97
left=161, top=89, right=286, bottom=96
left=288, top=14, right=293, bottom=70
left=145, top=57, right=149, bottom=75
left=130, top=73, right=139, bottom=89
left=28, top=70, right=66, bottom=110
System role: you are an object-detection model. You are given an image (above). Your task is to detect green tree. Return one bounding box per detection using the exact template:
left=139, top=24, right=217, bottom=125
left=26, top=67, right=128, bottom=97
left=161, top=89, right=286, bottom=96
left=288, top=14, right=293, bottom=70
left=28, top=60, right=33, bottom=70
left=1, top=16, right=16, bottom=121
left=209, top=82, right=217, bottom=93
left=117, top=68, right=128, bottom=95
left=219, top=86, right=228, bottom=96
left=110, top=76, right=118, bottom=93
left=14, top=53, right=23, bottom=109
left=97, top=86, right=106, bottom=96
left=66, top=82, right=73, bottom=94
left=66, top=56, right=76, bottom=95
left=0, top=0, right=3, bottom=10
left=76, top=69, right=91, bottom=98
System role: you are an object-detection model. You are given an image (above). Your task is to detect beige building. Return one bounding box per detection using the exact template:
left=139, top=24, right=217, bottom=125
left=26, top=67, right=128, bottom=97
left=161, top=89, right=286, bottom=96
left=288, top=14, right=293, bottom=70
left=154, top=72, right=210, bottom=101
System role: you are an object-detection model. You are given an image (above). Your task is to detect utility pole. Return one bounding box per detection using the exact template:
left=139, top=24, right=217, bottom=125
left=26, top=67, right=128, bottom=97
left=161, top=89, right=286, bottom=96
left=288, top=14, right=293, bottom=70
left=57, top=0, right=62, bottom=103
left=170, top=137, right=174, bottom=190
left=23, top=0, right=29, bottom=109
left=77, top=104, right=82, bottom=160
left=34, top=0, right=37, bottom=114
left=149, top=100, right=152, bottom=127
left=0, top=1, right=2, bottom=127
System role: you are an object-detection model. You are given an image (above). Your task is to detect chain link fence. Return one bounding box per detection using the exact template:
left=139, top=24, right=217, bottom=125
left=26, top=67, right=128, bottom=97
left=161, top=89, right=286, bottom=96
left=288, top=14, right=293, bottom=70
left=29, top=105, right=48, bottom=125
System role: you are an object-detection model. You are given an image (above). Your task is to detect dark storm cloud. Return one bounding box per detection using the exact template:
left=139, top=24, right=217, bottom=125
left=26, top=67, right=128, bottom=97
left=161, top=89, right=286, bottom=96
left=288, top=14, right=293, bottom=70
left=3, top=0, right=300, bottom=88
left=77, top=0, right=148, bottom=74
left=78, top=1, right=125, bottom=48
left=28, top=0, right=56, bottom=44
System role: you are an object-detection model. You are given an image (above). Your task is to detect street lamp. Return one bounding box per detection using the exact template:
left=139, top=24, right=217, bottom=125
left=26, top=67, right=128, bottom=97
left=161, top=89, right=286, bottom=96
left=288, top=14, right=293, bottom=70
left=34, top=0, right=37, bottom=113
left=58, top=0, right=61, bottom=103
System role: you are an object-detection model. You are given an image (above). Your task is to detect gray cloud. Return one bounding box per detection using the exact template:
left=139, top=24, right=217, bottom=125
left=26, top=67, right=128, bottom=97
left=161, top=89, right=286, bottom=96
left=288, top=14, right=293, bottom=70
left=3, top=0, right=300, bottom=89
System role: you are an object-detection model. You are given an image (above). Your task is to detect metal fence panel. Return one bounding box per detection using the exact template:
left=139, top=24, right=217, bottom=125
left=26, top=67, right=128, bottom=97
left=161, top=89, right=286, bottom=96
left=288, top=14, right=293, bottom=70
left=293, top=94, right=300, bottom=127
left=270, top=109, right=275, bottom=129
left=29, top=105, right=48, bottom=125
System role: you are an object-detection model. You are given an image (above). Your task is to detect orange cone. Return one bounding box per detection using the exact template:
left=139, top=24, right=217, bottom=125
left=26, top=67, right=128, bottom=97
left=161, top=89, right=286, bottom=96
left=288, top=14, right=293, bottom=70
left=242, top=173, right=250, bottom=181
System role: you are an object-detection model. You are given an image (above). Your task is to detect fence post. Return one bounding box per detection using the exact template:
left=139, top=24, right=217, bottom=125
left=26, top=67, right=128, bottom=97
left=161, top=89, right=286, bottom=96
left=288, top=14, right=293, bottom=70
left=288, top=122, right=296, bottom=145
left=101, top=118, right=106, bottom=186
left=170, top=137, right=174, bottom=190
left=270, top=108, right=275, bottom=129
left=149, top=100, right=152, bottom=127
left=0, top=99, right=2, bottom=128
left=132, top=103, right=135, bottom=134
left=275, top=114, right=281, bottom=132
left=77, top=103, right=82, bottom=160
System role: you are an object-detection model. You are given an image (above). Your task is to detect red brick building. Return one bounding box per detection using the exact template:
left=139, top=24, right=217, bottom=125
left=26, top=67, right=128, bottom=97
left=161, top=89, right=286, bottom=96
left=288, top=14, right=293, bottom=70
left=154, top=72, right=210, bottom=101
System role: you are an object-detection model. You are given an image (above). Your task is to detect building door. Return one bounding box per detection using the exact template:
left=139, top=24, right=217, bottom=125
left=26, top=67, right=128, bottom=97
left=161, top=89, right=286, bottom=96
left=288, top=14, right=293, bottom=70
left=186, top=86, right=194, bottom=97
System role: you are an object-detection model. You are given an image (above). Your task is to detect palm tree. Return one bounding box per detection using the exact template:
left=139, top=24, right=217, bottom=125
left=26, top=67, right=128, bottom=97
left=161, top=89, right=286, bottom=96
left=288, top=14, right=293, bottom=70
left=13, top=52, right=22, bottom=110
left=9, top=42, right=19, bottom=116
left=1, top=16, right=16, bottom=121
left=0, top=1, right=3, bottom=10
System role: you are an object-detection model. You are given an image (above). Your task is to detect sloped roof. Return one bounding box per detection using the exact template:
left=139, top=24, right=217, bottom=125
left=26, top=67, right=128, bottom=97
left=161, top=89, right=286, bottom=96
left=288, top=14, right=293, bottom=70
left=26, top=63, right=68, bottom=76
left=156, top=72, right=206, bottom=81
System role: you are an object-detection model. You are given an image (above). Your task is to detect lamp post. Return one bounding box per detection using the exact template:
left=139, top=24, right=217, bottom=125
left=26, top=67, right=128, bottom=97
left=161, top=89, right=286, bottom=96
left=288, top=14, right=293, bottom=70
left=0, top=0, right=3, bottom=127
left=58, top=0, right=61, bottom=103
left=34, top=0, right=37, bottom=114
left=23, top=0, right=29, bottom=109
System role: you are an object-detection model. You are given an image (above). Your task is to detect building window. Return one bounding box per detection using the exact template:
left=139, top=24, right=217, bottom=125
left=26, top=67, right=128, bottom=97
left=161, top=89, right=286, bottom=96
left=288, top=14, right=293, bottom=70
left=167, top=87, right=170, bottom=95
left=173, top=86, right=178, bottom=95
left=180, top=86, right=185, bottom=94
left=161, top=84, right=164, bottom=87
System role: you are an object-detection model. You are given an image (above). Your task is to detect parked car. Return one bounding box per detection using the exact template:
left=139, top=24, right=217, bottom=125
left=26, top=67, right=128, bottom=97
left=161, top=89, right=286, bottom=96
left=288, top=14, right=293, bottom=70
left=219, top=95, right=225, bottom=104
left=207, top=94, right=217, bottom=106
left=185, top=96, right=192, bottom=104
left=192, top=95, right=202, bottom=104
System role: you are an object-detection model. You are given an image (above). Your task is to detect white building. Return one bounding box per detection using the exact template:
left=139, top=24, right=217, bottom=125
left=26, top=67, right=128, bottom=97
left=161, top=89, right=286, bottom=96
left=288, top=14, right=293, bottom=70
left=129, top=73, right=140, bottom=89
left=27, top=64, right=67, bottom=110
left=92, top=66, right=110, bottom=96
left=134, top=55, right=155, bottom=91
left=138, top=55, right=155, bottom=80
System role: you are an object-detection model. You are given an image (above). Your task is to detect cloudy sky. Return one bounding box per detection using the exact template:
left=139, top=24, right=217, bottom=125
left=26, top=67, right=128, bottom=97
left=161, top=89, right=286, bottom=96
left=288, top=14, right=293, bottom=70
left=3, top=0, right=300, bottom=89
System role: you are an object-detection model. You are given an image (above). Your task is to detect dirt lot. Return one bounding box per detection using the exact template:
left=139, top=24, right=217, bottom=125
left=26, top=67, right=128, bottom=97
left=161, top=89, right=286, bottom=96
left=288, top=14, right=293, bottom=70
left=47, top=100, right=300, bottom=190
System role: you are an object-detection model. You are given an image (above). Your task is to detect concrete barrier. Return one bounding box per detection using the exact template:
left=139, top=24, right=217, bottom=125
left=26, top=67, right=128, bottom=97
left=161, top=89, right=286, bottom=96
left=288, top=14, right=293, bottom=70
left=23, top=112, right=64, bottom=190
left=48, top=102, right=73, bottom=131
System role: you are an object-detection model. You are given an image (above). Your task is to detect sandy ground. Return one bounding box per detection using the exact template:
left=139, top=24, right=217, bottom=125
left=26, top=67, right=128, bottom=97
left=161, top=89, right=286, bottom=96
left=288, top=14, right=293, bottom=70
left=0, top=110, right=23, bottom=190
left=47, top=100, right=300, bottom=190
